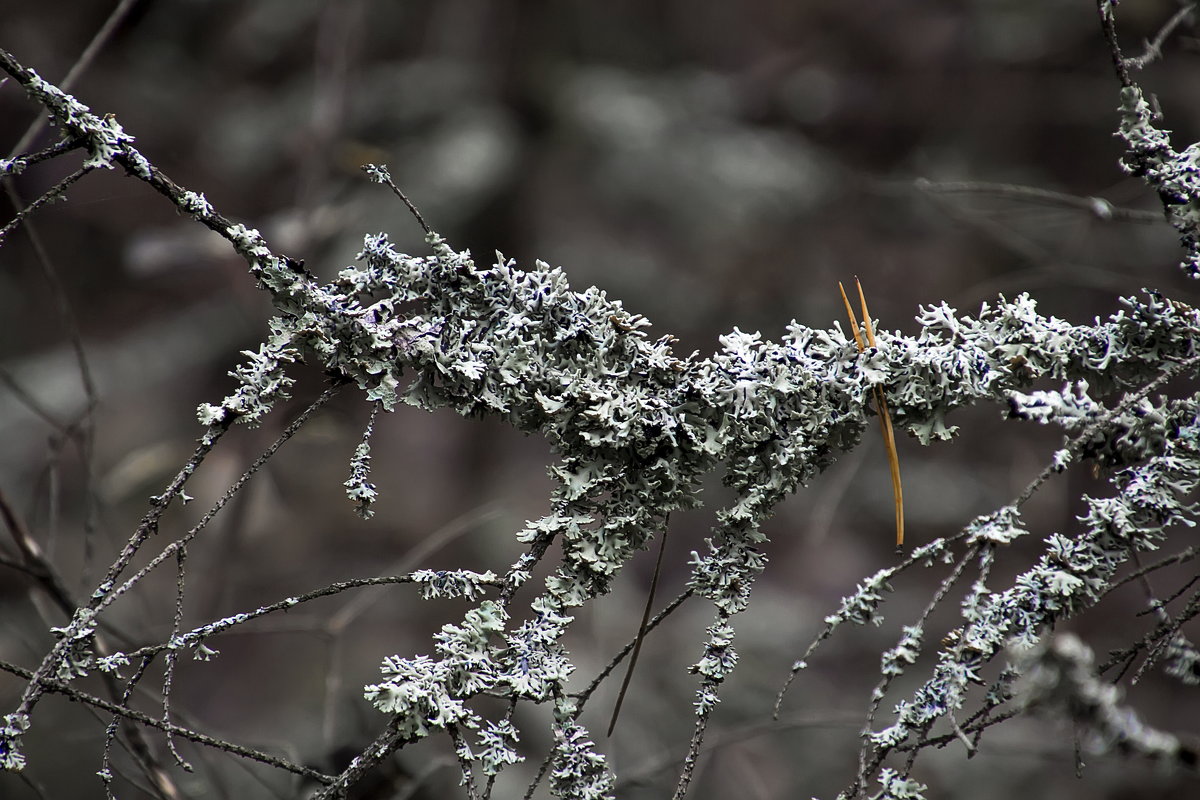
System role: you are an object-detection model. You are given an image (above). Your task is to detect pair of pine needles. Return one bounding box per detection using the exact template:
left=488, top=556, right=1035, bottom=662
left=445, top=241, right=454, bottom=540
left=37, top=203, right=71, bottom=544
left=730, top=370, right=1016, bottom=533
left=608, top=280, right=905, bottom=735
left=839, top=278, right=905, bottom=551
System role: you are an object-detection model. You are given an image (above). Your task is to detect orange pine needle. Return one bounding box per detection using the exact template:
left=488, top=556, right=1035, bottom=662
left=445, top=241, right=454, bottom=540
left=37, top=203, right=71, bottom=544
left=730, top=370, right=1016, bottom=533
left=838, top=282, right=866, bottom=352
left=856, top=278, right=877, bottom=348
left=876, top=389, right=904, bottom=549
left=840, top=278, right=905, bottom=549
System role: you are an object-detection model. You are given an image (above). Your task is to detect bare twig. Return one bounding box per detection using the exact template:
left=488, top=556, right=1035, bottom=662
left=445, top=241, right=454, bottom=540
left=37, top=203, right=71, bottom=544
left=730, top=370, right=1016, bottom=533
left=311, top=716, right=413, bottom=800
left=912, top=179, right=1164, bottom=225
left=0, top=165, right=91, bottom=244
left=0, top=485, right=76, bottom=619
left=607, top=519, right=671, bottom=736
left=362, top=164, right=432, bottom=235
left=1124, top=2, right=1197, bottom=70
left=0, top=658, right=331, bottom=783
left=1098, top=0, right=1134, bottom=87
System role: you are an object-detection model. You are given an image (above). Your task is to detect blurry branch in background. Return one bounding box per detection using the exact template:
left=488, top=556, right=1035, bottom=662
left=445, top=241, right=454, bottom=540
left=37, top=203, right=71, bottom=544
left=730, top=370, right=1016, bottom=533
left=4, top=0, right=140, bottom=158
left=911, top=179, right=1165, bottom=226
left=872, top=176, right=1168, bottom=303
left=2, top=3, right=1200, bottom=799
left=1120, top=2, right=1197, bottom=71
left=1014, top=633, right=1198, bottom=767
left=0, top=486, right=77, bottom=621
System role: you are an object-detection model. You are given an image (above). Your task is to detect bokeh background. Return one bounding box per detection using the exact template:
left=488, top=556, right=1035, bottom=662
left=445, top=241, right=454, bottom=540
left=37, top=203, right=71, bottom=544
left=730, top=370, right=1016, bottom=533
left=2, top=1, right=1199, bottom=798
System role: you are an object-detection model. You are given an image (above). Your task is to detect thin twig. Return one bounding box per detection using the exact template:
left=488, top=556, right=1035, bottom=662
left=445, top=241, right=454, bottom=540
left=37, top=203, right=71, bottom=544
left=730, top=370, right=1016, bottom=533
left=1098, top=0, right=1134, bottom=88
left=97, top=388, right=339, bottom=617
left=672, top=696, right=715, bottom=800
left=161, top=547, right=193, bottom=772
left=523, top=591, right=694, bottom=798
left=1124, top=2, right=1197, bottom=70
left=100, top=653, right=153, bottom=800
left=362, top=164, right=432, bottom=235
left=0, top=485, right=76, bottom=619
left=607, top=520, right=671, bottom=736
left=447, top=723, right=481, bottom=800
left=0, top=137, right=84, bottom=175
left=0, top=366, right=67, bottom=431
left=614, top=711, right=862, bottom=792
left=571, top=589, right=694, bottom=708
left=912, top=179, right=1164, bottom=225
left=853, top=545, right=983, bottom=795
left=8, top=388, right=328, bottom=732
left=120, top=572, right=496, bottom=663
left=1101, top=546, right=1199, bottom=599
left=0, top=658, right=331, bottom=783
left=0, top=165, right=91, bottom=244
left=311, top=716, right=413, bottom=800
left=773, top=531, right=972, bottom=719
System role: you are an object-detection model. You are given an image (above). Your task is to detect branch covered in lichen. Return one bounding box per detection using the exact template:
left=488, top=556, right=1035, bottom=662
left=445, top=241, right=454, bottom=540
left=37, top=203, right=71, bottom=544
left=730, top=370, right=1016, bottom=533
left=5, top=33, right=1200, bottom=800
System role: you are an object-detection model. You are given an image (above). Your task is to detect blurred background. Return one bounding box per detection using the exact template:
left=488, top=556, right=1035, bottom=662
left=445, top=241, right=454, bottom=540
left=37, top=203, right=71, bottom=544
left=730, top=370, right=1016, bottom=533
left=2, top=1, right=1199, bottom=798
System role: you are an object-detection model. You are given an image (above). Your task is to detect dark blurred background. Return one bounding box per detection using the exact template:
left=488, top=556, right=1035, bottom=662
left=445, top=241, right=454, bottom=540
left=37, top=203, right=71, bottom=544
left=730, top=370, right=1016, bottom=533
left=2, top=1, right=1199, bottom=798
